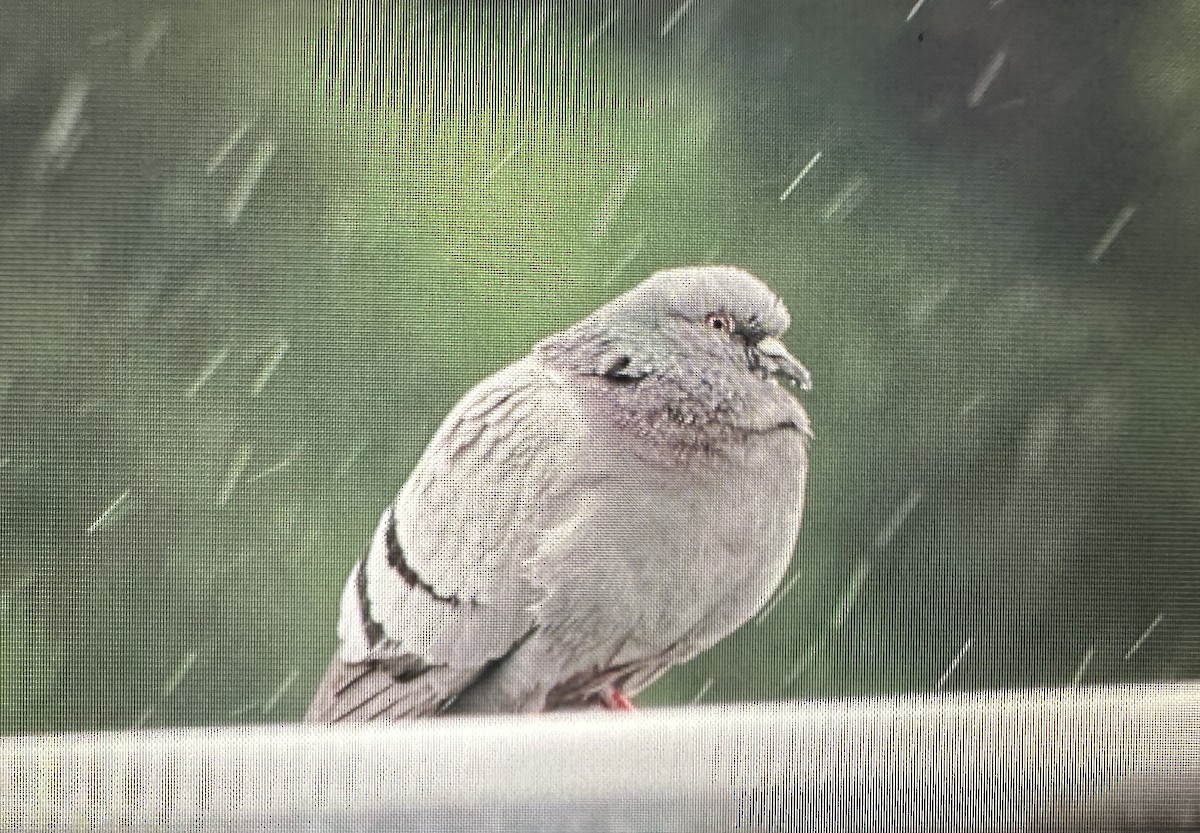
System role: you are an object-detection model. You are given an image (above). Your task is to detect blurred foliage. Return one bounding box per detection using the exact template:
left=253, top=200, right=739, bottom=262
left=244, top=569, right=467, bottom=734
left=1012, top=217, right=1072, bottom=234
left=1, top=0, right=1198, bottom=732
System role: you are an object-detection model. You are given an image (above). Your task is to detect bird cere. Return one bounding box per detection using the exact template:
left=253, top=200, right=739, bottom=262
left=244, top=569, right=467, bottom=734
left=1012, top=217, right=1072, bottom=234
left=306, top=265, right=813, bottom=722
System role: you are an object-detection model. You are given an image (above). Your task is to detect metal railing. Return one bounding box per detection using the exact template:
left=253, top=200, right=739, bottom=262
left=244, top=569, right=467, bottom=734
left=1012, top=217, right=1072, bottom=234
left=3, top=685, right=1198, bottom=831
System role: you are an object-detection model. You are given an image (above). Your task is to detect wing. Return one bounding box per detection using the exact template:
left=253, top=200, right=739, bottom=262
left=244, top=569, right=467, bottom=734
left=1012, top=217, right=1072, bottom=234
left=306, top=357, right=586, bottom=723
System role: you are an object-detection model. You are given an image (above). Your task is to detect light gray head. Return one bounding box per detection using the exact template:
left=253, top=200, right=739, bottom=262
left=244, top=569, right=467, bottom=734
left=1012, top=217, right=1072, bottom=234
left=544, top=265, right=811, bottom=391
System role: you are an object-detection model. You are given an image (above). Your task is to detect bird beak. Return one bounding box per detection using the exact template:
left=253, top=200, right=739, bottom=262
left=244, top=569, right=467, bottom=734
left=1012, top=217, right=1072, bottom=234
left=753, top=336, right=813, bottom=390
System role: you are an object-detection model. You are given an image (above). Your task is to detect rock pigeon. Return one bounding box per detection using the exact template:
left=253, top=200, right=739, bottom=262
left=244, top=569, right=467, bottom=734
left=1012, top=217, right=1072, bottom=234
left=305, top=265, right=812, bottom=722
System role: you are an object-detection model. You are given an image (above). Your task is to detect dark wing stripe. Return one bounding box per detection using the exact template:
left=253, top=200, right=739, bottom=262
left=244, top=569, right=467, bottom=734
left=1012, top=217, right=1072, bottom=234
left=363, top=697, right=400, bottom=722
left=382, top=505, right=465, bottom=607
left=355, top=557, right=385, bottom=648
left=329, top=668, right=396, bottom=722
left=333, top=662, right=376, bottom=697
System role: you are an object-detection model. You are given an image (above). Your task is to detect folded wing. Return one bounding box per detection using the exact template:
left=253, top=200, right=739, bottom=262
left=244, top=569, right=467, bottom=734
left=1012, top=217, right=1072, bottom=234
left=306, top=358, right=586, bottom=722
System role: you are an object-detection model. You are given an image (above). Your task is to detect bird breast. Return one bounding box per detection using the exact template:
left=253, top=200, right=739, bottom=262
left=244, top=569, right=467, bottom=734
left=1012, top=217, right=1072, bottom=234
left=530, top=373, right=809, bottom=666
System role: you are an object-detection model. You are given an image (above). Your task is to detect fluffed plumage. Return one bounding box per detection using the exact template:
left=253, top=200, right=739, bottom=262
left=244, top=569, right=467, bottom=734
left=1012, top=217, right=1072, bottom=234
left=306, top=265, right=812, bottom=722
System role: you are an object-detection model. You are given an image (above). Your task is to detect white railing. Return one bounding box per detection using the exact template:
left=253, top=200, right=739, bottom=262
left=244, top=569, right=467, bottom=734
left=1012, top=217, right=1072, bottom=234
left=2, top=685, right=1197, bottom=831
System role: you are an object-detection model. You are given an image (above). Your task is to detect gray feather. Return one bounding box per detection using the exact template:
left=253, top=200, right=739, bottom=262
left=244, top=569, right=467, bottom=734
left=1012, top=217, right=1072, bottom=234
left=306, top=265, right=812, bottom=722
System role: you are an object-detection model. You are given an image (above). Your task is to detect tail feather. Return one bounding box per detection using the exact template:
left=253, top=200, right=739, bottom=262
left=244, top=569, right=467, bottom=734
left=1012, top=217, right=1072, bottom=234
left=304, top=656, right=477, bottom=723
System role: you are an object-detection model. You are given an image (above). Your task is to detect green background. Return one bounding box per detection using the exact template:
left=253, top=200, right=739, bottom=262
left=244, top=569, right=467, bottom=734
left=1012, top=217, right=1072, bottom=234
left=2, top=0, right=1198, bottom=732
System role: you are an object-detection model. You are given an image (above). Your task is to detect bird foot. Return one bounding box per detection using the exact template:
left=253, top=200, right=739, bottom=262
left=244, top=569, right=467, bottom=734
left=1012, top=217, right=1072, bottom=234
left=599, top=687, right=636, bottom=711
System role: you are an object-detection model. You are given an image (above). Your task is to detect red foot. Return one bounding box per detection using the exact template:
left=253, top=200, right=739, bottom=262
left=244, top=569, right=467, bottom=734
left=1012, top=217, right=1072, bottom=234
left=600, top=687, right=636, bottom=711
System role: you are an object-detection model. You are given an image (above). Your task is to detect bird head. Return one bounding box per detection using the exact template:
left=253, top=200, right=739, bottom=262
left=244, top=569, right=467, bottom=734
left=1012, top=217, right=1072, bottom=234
left=587, top=265, right=812, bottom=391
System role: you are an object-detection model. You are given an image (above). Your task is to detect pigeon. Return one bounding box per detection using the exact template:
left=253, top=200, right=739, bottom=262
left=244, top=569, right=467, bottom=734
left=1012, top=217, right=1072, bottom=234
left=305, top=265, right=812, bottom=722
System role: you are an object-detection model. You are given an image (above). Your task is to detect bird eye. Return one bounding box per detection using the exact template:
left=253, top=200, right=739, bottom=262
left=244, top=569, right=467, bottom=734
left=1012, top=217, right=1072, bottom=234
left=705, top=312, right=734, bottom=332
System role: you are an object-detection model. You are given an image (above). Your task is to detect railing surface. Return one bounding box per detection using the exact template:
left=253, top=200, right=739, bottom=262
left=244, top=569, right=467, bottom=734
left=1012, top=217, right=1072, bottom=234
left=2, top=685, right=1198, bottom=832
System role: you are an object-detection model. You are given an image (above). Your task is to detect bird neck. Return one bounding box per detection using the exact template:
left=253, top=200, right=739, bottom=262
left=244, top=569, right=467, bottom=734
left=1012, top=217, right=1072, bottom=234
left=535, top=316, right=672, bottom=382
